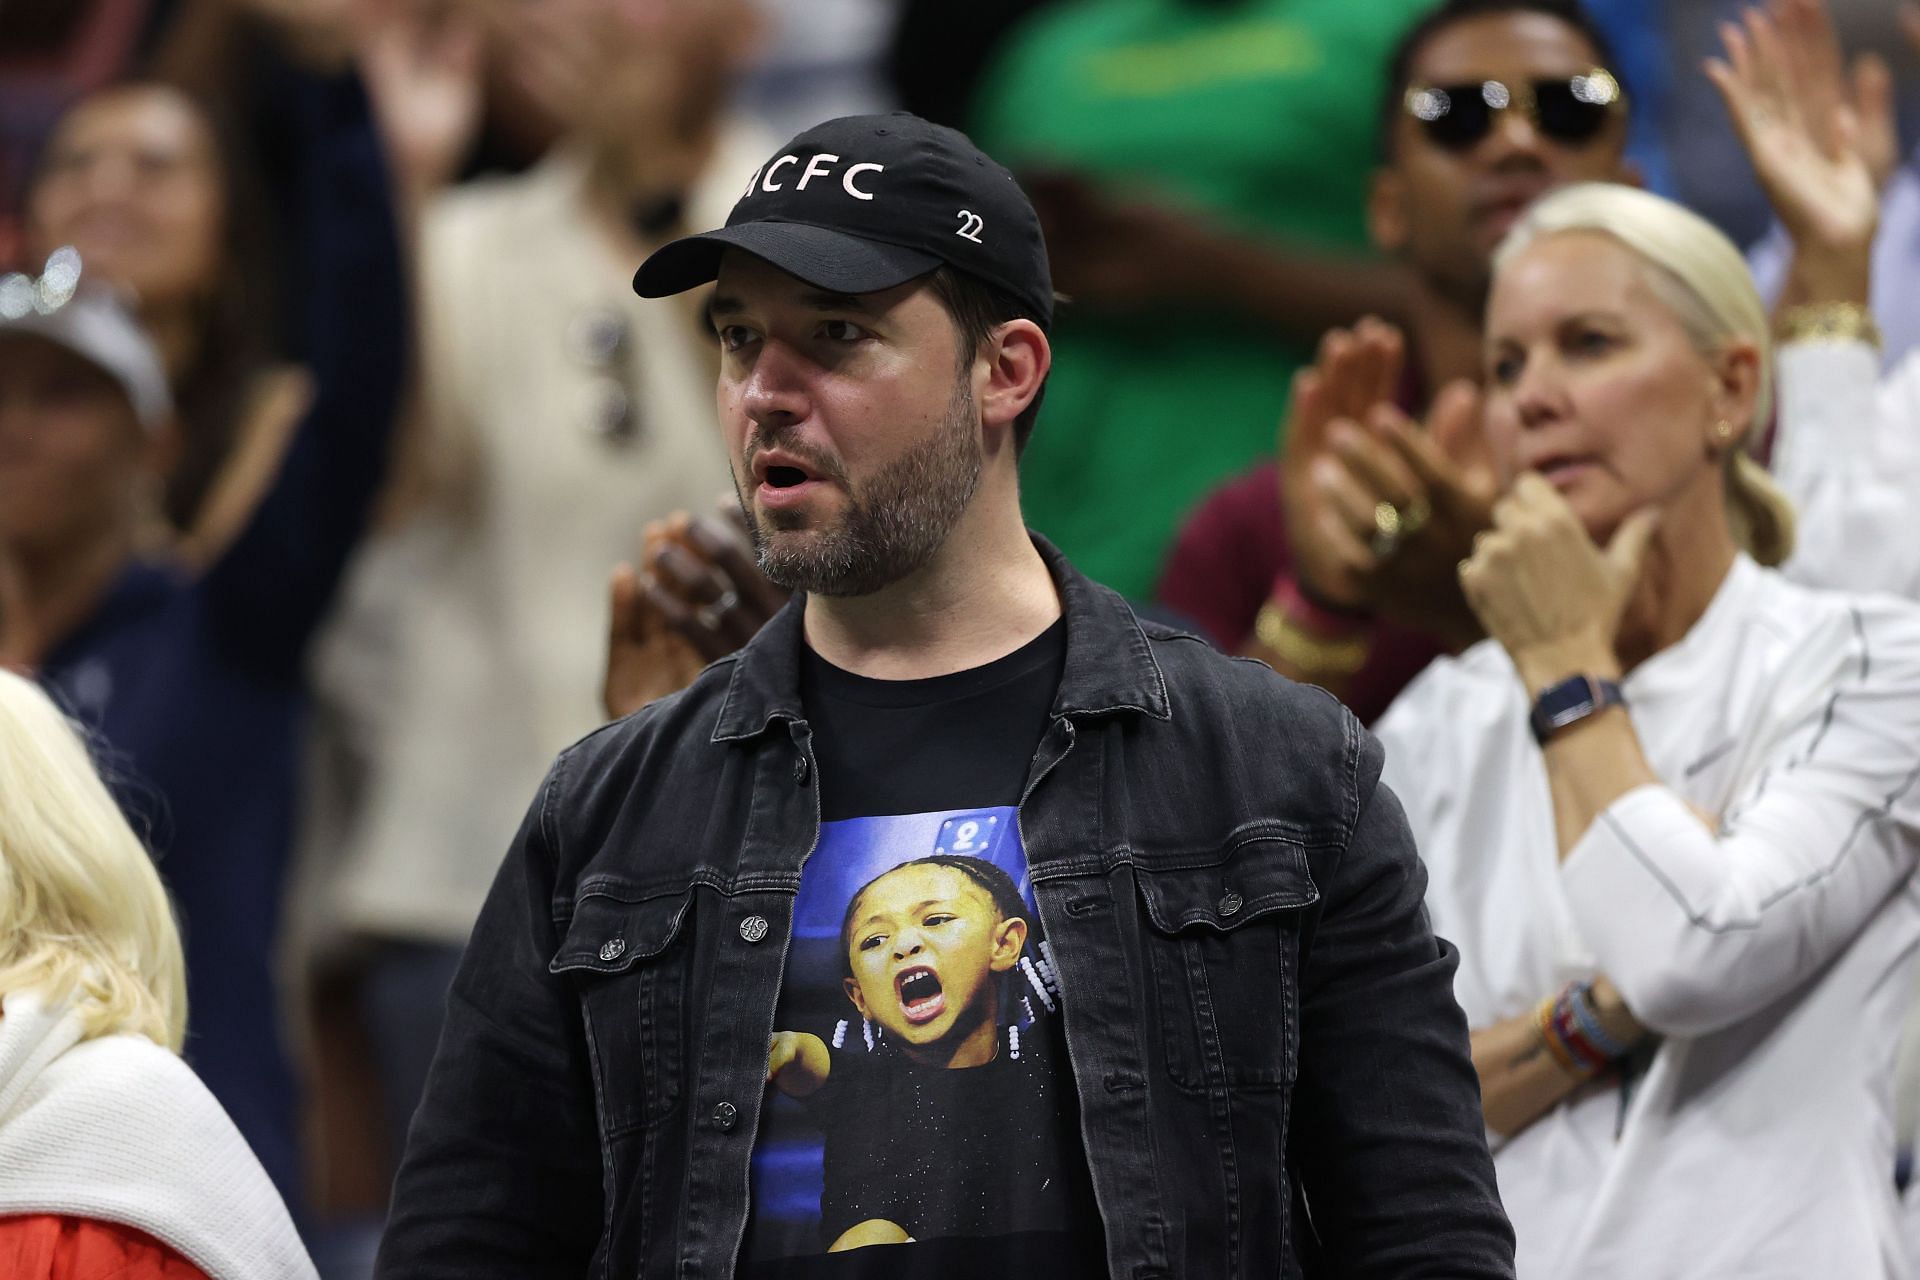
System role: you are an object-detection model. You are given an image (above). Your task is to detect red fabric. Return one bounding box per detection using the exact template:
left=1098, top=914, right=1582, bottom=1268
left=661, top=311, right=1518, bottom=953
left=1155, top=460, right=1444, bottom=726
left=0, top=1215, right=211, bottom=1280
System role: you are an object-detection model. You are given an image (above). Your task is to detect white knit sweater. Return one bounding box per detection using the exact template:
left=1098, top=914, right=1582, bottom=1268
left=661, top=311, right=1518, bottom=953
left=0, top=989, right=317, bottom=1280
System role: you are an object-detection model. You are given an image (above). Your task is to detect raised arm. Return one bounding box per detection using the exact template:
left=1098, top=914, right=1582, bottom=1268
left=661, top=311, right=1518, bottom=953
left=1288, top=728, right=1515, bottom=1278
left=201, top=43, right=408, bottom=679
left=376, top=763, right=604, bottom=1278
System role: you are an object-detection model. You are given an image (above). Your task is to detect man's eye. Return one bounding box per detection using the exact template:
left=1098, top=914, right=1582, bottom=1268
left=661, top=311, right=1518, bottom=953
left=820, top=320, right=865, bottom=343
left=718, top=325, right=758, bottom=352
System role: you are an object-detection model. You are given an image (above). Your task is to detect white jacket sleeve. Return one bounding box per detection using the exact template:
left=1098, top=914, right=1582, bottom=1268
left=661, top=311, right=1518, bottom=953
left=1777, top=343, right=1920, bottom=597
left=1560, top=603, right=1920, bottom=1037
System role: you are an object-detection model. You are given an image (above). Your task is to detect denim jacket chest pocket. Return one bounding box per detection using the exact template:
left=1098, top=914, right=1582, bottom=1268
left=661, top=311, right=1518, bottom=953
left=549, top=888, right=695, bottom=1134
left=1134, top=831, right=1321, bottom=1093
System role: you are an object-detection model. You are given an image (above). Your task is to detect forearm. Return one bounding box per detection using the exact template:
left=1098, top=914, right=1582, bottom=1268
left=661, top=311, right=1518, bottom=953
left=1471, top=1011, right=1577, bottom=1142
left=1774, top=238, right=1872, bottom=318
left=1187, top=233, right=1414, bottom=341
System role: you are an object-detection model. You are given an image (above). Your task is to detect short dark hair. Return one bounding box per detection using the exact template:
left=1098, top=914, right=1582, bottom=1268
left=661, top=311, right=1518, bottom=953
left=1378, top=0, right=1627, bottom=159
left=839, top=854, right=1031, bottom=979
left=926, top=266, right=1049, bottom=454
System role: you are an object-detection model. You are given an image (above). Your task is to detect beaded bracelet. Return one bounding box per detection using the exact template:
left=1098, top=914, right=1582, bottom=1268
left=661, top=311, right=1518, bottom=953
left=1537, top=985, right=1612, bottom=1078
left=1566, top=979, right=1633, bottom=1061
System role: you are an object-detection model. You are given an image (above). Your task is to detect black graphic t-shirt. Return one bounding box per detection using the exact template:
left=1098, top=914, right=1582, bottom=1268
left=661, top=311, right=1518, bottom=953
left=740, top=620, right=1105, bottom=1278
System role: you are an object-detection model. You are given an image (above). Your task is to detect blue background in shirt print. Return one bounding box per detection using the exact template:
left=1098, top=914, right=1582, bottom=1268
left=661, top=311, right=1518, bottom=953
left=750, top=805, right=1048, bottom=1233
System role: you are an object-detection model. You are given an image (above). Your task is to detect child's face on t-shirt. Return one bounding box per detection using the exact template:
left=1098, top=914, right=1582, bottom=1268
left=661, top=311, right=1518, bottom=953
left=842, top=864, right=1028, bottom=1058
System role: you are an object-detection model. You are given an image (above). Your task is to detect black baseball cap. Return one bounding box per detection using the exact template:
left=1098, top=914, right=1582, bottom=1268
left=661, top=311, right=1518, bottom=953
left=633, top=112, right=1052, bottom=327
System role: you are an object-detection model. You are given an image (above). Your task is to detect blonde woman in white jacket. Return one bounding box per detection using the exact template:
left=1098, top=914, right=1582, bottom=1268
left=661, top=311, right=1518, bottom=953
left=0, top=669, right=314, bottom=1280
left=1376, top=180, right=1920, bottom=1277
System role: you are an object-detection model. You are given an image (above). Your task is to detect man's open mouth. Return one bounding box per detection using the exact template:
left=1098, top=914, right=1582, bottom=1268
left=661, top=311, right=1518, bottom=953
left=895, top=966, right=946, bottom=1025
left=764, top=465, right=809, bottom=489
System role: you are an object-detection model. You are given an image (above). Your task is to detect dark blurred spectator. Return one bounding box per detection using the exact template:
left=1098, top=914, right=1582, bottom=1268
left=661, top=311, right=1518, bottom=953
left=0, top=12, right=405, bottom=1209
left=301, top=0, right=769, bottom=1210
left=1158, top=0, right=1636, bottom=723
left=0, top=667, right=316, bottom=1280
left=960, top=0, right=1423, bottom=599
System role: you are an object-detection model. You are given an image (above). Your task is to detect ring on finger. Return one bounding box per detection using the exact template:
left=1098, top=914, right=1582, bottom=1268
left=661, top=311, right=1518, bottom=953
left=696, top=588, right=740, bottom=632
left=1370, top=501, right=1404, bottom=559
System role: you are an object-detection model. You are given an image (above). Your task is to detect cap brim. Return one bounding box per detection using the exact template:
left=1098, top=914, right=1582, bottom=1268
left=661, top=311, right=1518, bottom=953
left=633, top=222, right=942, bottom=300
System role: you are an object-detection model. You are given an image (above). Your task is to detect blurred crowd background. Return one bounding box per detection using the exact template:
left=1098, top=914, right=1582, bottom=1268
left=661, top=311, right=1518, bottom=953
left=2, top=0, right=1919, bottom=1275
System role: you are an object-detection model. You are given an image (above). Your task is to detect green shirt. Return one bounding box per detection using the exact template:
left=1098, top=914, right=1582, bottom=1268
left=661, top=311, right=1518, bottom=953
left=973, top=0, right=1424, bottom=598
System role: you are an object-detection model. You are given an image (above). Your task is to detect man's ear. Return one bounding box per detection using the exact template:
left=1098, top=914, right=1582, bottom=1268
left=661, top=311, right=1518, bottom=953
left=843, top=976, right=871, bottom=1020
left=1368, top=167, right=1410, bottom=254
left=978, top=320, right=1049, bottom=450
left=989, top=917, right=1030, bottom=972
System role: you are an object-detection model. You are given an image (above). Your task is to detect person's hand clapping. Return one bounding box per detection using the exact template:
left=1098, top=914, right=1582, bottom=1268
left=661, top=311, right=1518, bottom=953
left=1457, top=474, right=1659, bottom=697
left=1281, top=320, right=1496, bottom=644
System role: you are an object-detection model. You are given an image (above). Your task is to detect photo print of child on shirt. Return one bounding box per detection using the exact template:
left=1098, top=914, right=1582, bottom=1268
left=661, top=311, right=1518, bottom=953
left=743, top=806, right=1088, bottom=1266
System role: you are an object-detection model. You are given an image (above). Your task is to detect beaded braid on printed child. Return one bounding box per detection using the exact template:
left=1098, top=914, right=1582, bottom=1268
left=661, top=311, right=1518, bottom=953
left=834, top=855, right=1062, bottom=1060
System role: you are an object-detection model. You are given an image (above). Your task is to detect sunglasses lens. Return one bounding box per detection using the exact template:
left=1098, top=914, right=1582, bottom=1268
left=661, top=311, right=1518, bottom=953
left=1414, top=86, right=1492, bottom=150
left=1533, top=81, right=1610, bottom=144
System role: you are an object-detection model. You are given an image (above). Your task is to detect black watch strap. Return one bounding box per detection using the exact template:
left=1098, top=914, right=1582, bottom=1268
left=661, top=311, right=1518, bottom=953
left=1529, top=674, right=1626, bottom=745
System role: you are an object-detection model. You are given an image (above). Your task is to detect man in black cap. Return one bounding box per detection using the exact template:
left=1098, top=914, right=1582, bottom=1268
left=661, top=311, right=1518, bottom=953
left=377, top=113, right=1514, bottom=1280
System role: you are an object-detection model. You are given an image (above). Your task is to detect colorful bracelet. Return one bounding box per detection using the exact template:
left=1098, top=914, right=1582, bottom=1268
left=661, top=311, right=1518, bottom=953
left=1537, top=985, right=1614, bottom=1079
left=1534, top=997, right=1588, bottom=1077
left=1566, top=980, right=1633, bottom=1061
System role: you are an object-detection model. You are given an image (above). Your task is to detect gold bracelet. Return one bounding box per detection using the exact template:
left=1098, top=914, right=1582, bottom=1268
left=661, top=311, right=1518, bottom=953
left=1253, top=602, right=1371, bottom=676
left=1779, top=301, right=1883, bottom=350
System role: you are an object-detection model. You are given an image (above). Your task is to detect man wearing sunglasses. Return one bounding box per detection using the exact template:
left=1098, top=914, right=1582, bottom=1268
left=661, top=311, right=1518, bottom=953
left=1159, top=0, right=1638, bottom=724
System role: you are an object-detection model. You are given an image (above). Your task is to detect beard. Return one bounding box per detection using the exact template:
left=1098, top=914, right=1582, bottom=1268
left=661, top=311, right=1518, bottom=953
left=736, top=375, right=982, bottom=598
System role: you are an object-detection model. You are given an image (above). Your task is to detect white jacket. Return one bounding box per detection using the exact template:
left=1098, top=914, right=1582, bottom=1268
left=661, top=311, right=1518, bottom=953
left=1380, top=556, right=1920, bottom=1278
left=0, top=990, right=317, bottom=1280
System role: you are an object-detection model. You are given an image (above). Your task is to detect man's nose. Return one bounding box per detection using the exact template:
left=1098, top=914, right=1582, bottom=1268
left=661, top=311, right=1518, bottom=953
left=737, top=342, right=810, bottom=431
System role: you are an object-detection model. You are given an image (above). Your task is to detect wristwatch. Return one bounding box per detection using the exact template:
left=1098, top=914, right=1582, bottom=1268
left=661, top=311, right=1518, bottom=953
left=1529, top=674, right=1626, bottom=745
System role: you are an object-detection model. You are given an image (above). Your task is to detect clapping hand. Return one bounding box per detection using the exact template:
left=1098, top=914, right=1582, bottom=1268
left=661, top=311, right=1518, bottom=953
left=1280, top=319, right=1497, bottom=645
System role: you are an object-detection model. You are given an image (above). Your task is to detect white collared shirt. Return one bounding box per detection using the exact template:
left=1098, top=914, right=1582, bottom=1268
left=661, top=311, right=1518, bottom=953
left=1378, top=555, right=1920, bottom=1278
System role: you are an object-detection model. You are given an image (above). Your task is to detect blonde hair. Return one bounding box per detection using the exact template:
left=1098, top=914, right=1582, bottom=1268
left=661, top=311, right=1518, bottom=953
left=1493, top=182, right=1796, bottom=566
left=0, top=670, right=187, bottom=1050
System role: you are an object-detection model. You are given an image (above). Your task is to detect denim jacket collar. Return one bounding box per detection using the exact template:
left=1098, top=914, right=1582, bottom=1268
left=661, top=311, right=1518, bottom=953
left=710, top=533, right=1170, bottom=743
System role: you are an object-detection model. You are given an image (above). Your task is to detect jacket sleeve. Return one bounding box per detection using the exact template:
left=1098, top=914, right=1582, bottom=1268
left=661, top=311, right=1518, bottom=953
left=375, top=760, right=604, bottom=1278
left=1561, top=607, right=1920, bottom=1038
left=201, top=55, right=408, bottom=681
left=1287, top=726, right=1516, bottom=1279
left=1775, top=342, right=1920, bottom=599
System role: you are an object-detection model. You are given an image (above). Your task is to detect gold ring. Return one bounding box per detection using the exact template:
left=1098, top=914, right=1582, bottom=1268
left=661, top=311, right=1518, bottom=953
left=1370, top=501, right=1404, bottom=558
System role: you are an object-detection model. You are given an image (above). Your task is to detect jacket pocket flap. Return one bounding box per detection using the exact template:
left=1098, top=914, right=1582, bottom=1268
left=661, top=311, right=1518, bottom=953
left=550, top=891, right=691, bottom=976
left=1136, top=836, right=1320, bottom=933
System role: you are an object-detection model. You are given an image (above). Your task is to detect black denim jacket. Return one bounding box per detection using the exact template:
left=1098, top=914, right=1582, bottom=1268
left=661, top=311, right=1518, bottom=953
left=378, top=541, right=1515, bottom=1279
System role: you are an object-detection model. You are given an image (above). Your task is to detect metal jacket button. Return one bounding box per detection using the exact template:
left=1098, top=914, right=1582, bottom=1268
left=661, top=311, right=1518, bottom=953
left=712, top=1101, right=739, bottom=1131
left=793, top=755, right=811, bottom=785
left=739, top=915, right=770, bottom=944
left=598, top=938, right=626, bottom=961
left=1217, top=891, right=1243, bottom=918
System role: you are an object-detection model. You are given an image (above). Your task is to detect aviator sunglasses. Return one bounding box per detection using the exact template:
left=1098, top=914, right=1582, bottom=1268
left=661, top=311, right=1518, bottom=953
left=1404, top=69, right=1624, bottom=150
